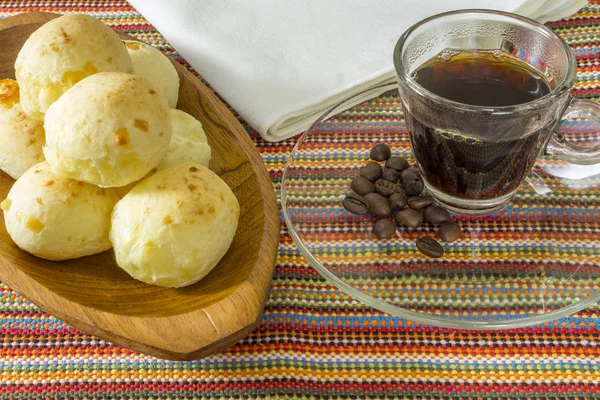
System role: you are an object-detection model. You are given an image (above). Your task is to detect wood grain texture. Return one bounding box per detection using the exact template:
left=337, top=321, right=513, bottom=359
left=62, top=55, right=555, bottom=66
left=0, top=12, right=280, bottom=360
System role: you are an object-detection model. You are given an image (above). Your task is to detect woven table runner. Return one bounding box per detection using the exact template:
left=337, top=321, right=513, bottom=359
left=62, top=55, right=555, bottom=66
left=1, top=1, right=599, bottom=399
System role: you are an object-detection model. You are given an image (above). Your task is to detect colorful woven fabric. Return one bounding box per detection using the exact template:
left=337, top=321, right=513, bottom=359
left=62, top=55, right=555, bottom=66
left=0, top=1, right=599, bottom=399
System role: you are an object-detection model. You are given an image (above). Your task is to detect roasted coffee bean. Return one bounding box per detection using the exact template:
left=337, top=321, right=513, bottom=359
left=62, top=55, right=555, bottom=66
left=408, top=195, right=434, bottom=210
left=370, top=143, right=391, bottom=161
left=400, top=168, right=421, bottom=183
left=373, top=219, right=397, bottom=239
left=401, top=168, right=424, bottom=196
left=360, top=162, right=383, bottom=182
left=424, top=205, right=450, bottom=224
left=395, top=208, right=423, bottom=228
left=439, top=222, right=462, bottom=242
left=374, top=179, right=403, bottom=197
left=404, top=179, right=424, bottom=196
left=351, top=176, right=375, bottom=196
left=385, top=156, right=409, bottom=171
left=381, top=168, right=400, bottom=183
left=365, top=193, right=391, bottom=217
left=389, top=192, right=407, bottom=209
left=416, top=237, right=444, bottom=258
left=342, top=193, right=369, bottom=215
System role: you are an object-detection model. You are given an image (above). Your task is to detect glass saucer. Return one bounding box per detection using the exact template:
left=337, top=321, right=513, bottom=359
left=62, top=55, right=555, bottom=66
left=281, top=83, right=600, bottom=330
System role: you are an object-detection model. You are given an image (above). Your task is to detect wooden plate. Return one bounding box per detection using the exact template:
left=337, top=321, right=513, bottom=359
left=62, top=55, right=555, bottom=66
left=0, top=12, right=279, bottom=361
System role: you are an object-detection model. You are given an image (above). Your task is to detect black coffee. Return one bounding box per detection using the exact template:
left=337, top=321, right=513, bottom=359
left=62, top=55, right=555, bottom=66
left=407, top=50, right=553, bottom=200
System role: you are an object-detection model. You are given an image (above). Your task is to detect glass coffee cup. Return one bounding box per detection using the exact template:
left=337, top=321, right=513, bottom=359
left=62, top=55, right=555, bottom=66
left=394, top=9, right=600, bottom=213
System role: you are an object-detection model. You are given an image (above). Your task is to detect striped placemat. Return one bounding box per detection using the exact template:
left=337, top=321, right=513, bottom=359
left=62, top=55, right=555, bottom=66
left=0, top=1, right=599, bottom=398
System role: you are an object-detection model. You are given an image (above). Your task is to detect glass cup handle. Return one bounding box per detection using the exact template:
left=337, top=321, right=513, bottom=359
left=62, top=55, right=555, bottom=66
left=546, top=97, right=600, bottom=165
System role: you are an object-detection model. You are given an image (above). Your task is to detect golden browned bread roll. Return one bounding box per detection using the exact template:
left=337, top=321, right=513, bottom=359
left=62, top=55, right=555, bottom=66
left=0, top=79, right=45, bottom=179
left=44, top=72, right=172, bottom=187
left=15, top=14, right=133, bottom=119
left=2, top=162, right=119, bottom=260
left=157, top=109, right=211, bottom=170
left=110, top=163, right=239, bottom=287
left=125, top=40, right=180, bottom=108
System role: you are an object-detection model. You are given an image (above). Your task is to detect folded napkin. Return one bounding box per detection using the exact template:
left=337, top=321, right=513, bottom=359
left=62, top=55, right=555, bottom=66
left=129, top=0, right=587, bottom=142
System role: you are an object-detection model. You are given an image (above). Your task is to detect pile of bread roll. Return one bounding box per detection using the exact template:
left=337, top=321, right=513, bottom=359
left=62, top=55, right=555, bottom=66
left=0, top=15, right=239, bottom=288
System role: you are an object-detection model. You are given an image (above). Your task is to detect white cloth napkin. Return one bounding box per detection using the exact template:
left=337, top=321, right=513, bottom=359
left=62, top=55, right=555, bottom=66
left=129, top=0, right=587, bottom=142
